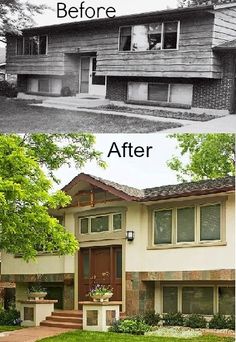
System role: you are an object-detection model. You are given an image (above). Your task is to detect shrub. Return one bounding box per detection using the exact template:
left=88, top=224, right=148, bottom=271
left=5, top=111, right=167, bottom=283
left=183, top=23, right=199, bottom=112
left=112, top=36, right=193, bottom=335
left=142, top=311, right=161, bottom=326
left=184, top=314, right=207, bottom=328
left=163, top=312, right=184, bottom=326
left=0, top=81, right=18, bottom=97
left=209, top=314, right=229, bottom=329
left=0, top=309, right=21, bottom=325
left=61, top=86, right=72, bottom=97
left=109, top=318, right=150, bottom=335
left=226, top=315, right=235, bottom=330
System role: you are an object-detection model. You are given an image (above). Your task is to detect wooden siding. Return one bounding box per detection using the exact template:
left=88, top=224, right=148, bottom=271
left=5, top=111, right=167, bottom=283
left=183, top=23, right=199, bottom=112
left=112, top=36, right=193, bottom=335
left=6, top=12, right=227, bottom=79
left=213, top=7, right=236, bottom=46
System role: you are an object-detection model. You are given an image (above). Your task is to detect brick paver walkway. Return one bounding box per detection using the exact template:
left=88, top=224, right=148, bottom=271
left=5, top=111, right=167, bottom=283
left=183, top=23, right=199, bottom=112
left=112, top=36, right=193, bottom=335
left=0, top=327, right=73, bottom=342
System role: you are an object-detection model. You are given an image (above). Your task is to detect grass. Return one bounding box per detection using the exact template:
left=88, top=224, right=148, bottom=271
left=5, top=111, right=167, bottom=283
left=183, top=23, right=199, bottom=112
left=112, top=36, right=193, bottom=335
left=97, top=105, right=218, bottom=122
left=0, top=97, right=181, bottom=133
left=0, top=325, right=22, bottom=332
left=38, top=330, right=235, bottom=342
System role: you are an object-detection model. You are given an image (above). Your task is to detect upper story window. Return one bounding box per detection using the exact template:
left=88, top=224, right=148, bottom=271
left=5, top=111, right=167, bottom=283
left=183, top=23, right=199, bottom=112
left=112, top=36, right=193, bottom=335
left=79, top=213, right=122, bottom=235
left=153, top=203, right=222, bottom=247
left=16, top=35, right=48, bottom=55
left=119, top=21, right=179, bottom=52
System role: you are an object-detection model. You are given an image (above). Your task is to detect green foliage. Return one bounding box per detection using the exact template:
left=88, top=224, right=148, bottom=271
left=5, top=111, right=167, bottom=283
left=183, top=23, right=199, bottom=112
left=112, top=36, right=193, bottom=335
left=226, top=315, right=235, bottom=331
left=141, top=311, right=161, bottom=326
left=109, top=318, right=150, bottom=335
left=209, top=314, right=229, bottom=329
left=184, top=314, right=207, bottom=328
left=167, top=134, right=235, bottom=182
left=0, top=134, right=105, bottom=260
left=0, top=81, right=17, bottom=97
left=0, top=309, right=20, bottom=326
left=178, top=0, right=233, bottom=8
left=0, top=0, right=50, bottom=42
left=163, top=312, right=184, bottom=326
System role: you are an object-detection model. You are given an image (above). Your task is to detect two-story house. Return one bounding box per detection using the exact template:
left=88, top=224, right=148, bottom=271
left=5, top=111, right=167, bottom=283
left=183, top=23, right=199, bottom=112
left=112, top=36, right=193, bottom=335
left=5, top=3, right=236, bottom=113
left=1, top=174, right=235, bottom=320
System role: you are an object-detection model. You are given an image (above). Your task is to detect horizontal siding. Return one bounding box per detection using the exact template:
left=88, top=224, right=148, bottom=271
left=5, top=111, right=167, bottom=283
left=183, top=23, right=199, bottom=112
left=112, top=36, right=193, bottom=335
left=213, top=7, right=236, bottom=46
left=6, top=14, right=222, bottom=79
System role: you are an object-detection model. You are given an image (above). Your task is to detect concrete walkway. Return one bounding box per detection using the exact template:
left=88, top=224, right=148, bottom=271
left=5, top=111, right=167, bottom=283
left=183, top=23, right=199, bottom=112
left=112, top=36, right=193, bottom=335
left=0, top=327, right=72, bottom=342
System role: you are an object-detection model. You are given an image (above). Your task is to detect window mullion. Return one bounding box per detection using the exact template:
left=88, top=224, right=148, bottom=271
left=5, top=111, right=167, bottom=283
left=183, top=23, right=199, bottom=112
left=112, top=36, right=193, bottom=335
left=178, top=286, right=182, bottom=313
left=196, top=205, right=200, bottom=243
left=161, top=22, right=164, bottom=50
left=172, top=208, right=176, bottom=245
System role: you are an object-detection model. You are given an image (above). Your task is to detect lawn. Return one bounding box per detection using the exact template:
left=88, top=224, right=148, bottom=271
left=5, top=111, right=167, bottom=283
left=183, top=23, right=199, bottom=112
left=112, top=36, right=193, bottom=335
left=0, top=98, right=181, bottom=133
left=38, top=330, right=235, bottom=342
left=0, top=325, right=22, bottom=332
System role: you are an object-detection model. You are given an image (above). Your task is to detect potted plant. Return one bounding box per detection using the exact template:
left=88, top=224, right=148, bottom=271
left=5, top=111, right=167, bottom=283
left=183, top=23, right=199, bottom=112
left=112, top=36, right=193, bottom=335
left=28, top=284, right=47, bottom=300
left=88, top=284, right=113, bottom=302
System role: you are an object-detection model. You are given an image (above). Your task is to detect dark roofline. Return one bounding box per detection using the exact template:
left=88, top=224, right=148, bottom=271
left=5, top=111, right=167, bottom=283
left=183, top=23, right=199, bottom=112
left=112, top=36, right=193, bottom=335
left=20, top=5, right=214, bottom=34
left=62, top=173, right=235, bottom=203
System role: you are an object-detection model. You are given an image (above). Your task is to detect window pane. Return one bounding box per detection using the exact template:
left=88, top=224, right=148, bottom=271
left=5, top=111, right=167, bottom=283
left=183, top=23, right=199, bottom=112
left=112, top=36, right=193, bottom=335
left=182, top=287, right=213, bottom=314
left=132, top=25, right=149, bottom=51
left=24, top=37, right=30, bottom=55
left=91, top=216, right=109, bottom=233
left=148, top=84, right=169, bottom=102
left=92, top=58, right=105, bottom=85
left=163, top=287, right=178, bottom=313
left=116, top=250, right=122, bottom=278
left=30, top=36, right=39, bottom=55
left=119, top=27, right=131, bottom=51
left=38, top=79, right=49, bottom=93
left=219, top=287, right=235, bottom=315
left=154, top=210, right=172, bottom=244
left=163, top=22, right=178, bottom=49
left=177, top=207, right=195, bottom=242
left=17, top=37, right=23, bottom=55
left=83, top=253, right=90, bottom=279
left=39, top=35, right=47, bottom=54
left=113, top=214, right=122, bottom=230
left=200, top=204, right=220, bottom=241
left=81, top=218, right=89, bottom=234
left=148, top=23, right=162, bottom=50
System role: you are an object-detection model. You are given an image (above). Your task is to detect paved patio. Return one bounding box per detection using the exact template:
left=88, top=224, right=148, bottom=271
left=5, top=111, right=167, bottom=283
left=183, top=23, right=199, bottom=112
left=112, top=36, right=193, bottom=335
left=0, top=327, right=72, bottom=342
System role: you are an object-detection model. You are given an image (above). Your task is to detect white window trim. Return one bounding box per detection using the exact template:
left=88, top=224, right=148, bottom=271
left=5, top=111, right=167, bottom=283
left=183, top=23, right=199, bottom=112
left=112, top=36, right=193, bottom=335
left=79, top=212, right=122, bottom=235
left=119, top=20, right=180, bottom=52
left=153, top=203, right=223, bottom=248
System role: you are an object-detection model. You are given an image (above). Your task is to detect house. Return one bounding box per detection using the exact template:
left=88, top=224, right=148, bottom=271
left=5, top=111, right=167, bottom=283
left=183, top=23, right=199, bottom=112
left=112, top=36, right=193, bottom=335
left=1, top=173, right=235, bottom=319
left=0, top=47, right=6, bottom=81
left=5, top=3, right=236, bottom=113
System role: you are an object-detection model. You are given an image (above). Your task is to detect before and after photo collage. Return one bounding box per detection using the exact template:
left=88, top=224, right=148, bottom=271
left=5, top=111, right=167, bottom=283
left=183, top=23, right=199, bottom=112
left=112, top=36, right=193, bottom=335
left=0, top=0, right=235, bottom=341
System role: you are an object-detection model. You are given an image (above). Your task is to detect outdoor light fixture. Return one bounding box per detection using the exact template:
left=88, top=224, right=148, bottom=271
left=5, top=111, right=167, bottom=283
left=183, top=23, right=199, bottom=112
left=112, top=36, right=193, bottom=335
left=126, top=230, right=135, bottom=242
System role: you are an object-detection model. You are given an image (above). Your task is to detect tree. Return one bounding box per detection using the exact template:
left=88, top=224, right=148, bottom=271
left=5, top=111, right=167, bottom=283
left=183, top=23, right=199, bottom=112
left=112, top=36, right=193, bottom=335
left=0, top=0, right=50, bottom=43
left=167, top=134, right=235, bottom=182
left=0, top=134, right=106, bottom=261
left=178, top=0, right=235, bottom=8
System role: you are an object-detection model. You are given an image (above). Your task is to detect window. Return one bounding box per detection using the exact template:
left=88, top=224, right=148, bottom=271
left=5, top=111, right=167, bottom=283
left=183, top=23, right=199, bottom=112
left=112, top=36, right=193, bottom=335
left=38, top=79, right=49, bottom=93
left=91, top=216, right=109, bottom=233
left=91, top=57, right=105, bottom=85
left=83, top=253, right=90, bottom=279
left=27, top=78, right=62, bottom=94
left=154, top=210, right=172, bottom=244
left=16, top=35, right=48, bottom=55
left=79, top=212, right=123, bottom=234
left=219, top=287, right=235, bottom=315
left=119, top=21, right=179, bottom=51
left=200, top=204, right=220, bottom=241
left=163, top=287, right=178, bottom=313
left=182, top=287, right=214, bottom=315
left=148, top=84, right=169, bottom=102
left=153, top=203, right=223, bottom=247
left=177, top=207, right=195, bottom=243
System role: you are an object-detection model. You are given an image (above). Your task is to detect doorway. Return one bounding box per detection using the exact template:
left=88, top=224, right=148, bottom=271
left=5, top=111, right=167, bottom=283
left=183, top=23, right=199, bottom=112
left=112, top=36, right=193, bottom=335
left=79, top=57, right=106, bottom=96
left=78, top=246, right=122, bottom=304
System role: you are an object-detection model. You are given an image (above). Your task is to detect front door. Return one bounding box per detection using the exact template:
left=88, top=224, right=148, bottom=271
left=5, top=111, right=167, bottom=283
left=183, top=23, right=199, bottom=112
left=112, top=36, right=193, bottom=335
left=80, top=57, right=106, bottom=96
left=78, top=246, right=122, bottom=304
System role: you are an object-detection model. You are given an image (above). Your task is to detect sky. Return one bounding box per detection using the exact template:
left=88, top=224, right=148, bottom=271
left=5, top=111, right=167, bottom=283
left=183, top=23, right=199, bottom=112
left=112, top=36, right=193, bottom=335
left=29, top=0, right=179, bottom=27
left=52, top=134, right=188, bottom=190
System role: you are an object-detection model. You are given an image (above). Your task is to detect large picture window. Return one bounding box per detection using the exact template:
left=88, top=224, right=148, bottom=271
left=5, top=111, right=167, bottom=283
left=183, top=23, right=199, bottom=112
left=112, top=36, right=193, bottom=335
left=153, top=203, right=222, bottom=247
left=182, top=287, right=214, bottom=315
left=16, top=35, right=48, bottom=55
left=79, top=212, right=123, bottom=234
left=119, top=21, right=179, bottom=51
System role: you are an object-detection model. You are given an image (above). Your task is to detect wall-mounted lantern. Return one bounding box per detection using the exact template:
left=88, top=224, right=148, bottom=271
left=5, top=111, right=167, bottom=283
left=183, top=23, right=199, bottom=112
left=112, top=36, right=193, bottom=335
left=126, top=230, right=135, bottom=242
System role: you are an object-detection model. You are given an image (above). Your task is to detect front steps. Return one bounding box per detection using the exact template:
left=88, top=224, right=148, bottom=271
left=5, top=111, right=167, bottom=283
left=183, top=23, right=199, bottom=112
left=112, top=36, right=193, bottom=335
left=40, top=310, right=83, bottom=329
left=41, top=95, right=110, bottom=109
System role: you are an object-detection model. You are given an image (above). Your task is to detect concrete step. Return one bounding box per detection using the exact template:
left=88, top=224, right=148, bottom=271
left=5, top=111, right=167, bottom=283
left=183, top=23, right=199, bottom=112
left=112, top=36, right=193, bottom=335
left=40, top=320, right=82, bottom=329
left=52, top=310, right=83, bottom=318
left=43, top=96, right=110, bottom=108
left=46, top=316, right=82, bottom=323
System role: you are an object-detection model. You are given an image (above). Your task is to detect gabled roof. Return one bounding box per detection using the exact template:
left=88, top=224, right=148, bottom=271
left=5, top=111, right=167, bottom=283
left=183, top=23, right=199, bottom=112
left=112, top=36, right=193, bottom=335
left=62, top=173, right=235, bottom=202
left=214, top=39, right=236, bottom=50
left=19, top=5, right=216, bottom=35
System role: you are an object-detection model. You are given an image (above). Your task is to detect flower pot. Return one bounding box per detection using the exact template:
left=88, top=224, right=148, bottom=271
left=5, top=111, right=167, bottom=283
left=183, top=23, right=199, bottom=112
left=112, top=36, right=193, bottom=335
left=28, top=291, right=47, bottom=300
left=90, top=292, right=113, bottom=302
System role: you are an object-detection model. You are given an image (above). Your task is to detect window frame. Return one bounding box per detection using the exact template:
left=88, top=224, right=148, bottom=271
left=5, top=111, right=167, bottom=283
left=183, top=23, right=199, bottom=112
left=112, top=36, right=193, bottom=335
left=118, top=20, right=180, bottom=52
left=16, top=35, right=48, bottom=56
left=79, top=212, right=123, bottom=235
left=152, top=201, right=224, bottom=248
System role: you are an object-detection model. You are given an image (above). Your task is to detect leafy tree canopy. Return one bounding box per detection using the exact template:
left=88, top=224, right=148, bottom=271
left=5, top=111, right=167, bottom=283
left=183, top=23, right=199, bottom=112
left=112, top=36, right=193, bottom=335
left=0, top=0, right=50, bottom=43
left=0, top=134, right=105, bottom=261
left=178, top=0, right=235, bottom=7
left=167, top=134, right=235, bottom=182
